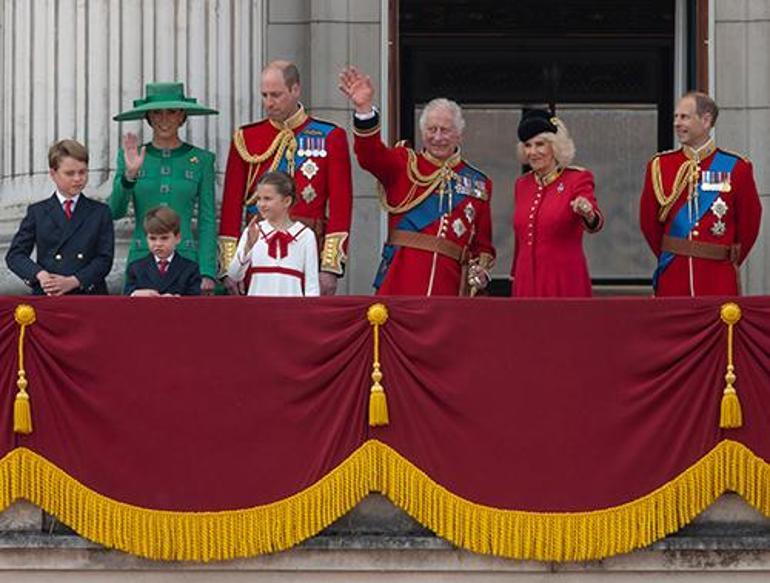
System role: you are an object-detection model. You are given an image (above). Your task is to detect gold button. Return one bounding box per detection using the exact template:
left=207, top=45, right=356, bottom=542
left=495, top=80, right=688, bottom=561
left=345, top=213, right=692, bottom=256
left=55, top=254, right=62, bottom=260
left=693, top=231, right=700, bottom=237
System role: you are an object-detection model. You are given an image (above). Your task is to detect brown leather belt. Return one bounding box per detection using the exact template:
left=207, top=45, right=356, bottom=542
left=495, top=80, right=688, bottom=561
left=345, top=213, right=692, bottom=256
left=662, top=235, right=740, bottom=263
left=388, top=230, right=466, bottom=263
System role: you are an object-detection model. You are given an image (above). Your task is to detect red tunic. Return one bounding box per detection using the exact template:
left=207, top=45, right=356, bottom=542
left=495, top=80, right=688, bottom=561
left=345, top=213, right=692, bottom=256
left=353, top=122, right=495, bottom=296
left=639, top=142, right=761, bottom=296
left=218, top=106, right=353, bottom=275
left=511, top=167, right=603, bottom=298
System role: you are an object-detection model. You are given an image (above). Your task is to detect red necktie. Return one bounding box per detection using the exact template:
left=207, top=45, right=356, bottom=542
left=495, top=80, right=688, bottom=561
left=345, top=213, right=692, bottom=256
left=266, top=231, right=294, bottom=259
left=158, top=259, right=169, bottom=275
left=63, top=199, right=73, bottom=219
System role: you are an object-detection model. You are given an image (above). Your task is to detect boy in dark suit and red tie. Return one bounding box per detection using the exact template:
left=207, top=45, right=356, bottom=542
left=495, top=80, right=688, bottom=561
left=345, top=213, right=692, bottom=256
left=6, top=139, right=114, bottom=295
left=125, top=206, right=201, bottom=297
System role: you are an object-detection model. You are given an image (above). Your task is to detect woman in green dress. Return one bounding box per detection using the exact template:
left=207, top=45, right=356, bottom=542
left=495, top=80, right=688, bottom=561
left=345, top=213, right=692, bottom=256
left=110, top=82, right=218, bottom=294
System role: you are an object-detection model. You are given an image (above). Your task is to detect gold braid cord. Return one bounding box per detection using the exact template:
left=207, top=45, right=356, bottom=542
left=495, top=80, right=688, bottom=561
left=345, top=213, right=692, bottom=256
left=13, top=304, right=36, bottom=434
left=234, top=128, right=298, bottom=205
left=367, top=303, right=389, bottom=427
left=719, top=303, right=743, bottom=429
left=652, top=156, right=699, bottom=222
left=379, top=149, right=461, bottom=215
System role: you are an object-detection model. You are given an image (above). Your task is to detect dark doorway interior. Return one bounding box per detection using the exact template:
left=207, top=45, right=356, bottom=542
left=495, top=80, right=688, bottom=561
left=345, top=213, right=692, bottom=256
left=399, top=0, right=677, bottom=147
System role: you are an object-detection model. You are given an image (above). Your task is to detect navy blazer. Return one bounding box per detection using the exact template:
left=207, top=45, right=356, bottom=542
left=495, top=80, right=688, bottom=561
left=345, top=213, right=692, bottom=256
left=125, top=253, right=201, bottom=296
left=5, top=193, right=114, bottom=295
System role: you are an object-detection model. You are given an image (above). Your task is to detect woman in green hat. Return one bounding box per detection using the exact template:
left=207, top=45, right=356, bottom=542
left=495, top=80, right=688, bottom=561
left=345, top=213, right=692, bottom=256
left=110, top=82, right=219, bottom=294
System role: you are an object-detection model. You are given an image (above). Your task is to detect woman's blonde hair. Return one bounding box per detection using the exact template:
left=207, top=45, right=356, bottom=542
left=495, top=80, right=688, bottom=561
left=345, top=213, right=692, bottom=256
left=516, top=117, right=575, bottom=167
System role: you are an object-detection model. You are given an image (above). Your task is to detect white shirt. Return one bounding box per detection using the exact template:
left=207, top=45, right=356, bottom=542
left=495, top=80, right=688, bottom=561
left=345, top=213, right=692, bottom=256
left=55, top=191, right=80, bottom=213
left=155, top=253, right=175, bottom=265
left=227, top=220, right=320, bottom=297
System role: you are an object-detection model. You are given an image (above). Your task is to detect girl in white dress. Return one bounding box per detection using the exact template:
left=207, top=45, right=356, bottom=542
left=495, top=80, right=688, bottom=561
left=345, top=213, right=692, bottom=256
left=227, top=171, right=319, bottom=296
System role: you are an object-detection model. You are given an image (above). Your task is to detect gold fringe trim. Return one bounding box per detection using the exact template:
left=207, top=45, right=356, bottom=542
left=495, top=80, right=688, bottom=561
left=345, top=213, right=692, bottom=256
left=0, top=444, right=376, bottom=562
left=372, top=439, right=770, bottom=562
left=1, top=440, right=770, bottom=562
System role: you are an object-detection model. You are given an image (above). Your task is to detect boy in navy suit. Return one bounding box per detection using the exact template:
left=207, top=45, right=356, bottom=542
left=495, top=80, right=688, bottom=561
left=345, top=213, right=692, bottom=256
left=125, top=206, right=201, bottom=296
left=6, top=140, right=114, bottom=295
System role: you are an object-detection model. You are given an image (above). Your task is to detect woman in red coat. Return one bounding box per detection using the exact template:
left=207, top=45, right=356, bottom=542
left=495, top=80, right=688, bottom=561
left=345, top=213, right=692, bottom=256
left=511, top=110, right=603, bottom=297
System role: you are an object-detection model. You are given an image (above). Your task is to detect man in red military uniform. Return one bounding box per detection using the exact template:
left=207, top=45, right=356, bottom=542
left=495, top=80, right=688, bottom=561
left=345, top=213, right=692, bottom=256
left=639, top=92, right=761, bottom=296
left=219, top=60, right=353, bottom=295
left=339, top=67, right=494, bottom=296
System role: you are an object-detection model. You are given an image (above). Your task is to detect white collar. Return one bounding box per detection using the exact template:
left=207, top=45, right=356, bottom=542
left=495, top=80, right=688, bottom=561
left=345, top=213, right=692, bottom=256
left=259, top=219, right=302, bottom=237
left=56, top=191, right=80, bottom=207
left=154, top=253, right=175, bottom=264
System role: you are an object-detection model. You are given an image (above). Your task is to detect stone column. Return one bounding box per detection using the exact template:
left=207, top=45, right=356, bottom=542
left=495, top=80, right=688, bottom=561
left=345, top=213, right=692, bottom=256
left=0, top=0, right=265, bottom=293
left=714, top=1, right=770, bottom=294
left=265, top=0, right=384, bottom=295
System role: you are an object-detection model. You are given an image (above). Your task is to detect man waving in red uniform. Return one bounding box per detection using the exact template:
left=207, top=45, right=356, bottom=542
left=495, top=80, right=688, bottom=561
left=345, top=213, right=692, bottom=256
left=339, top=67, right=494, bottom=296
left=219, top=60, right=353, bottom=295
left=640, top=92, right=761, bottom=296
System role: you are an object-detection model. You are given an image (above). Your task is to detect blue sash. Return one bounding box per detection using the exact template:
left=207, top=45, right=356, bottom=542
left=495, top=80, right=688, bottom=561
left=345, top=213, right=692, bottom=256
left=373, top=164, right=486, bottom=288
left=652, top=151, right=738, bottom=290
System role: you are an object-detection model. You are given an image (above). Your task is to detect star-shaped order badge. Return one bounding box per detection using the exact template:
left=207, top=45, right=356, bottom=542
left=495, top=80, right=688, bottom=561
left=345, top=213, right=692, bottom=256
left=301, top=159, right=319, bottom=181
left=711, top=196, right=728, bottom=219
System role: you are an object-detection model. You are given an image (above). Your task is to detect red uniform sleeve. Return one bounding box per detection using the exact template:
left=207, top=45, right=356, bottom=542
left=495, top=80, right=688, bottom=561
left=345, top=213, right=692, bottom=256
left=733, top=158, right=762, bottom=264
left=570, top=170, right=604, bottom=233
left=471, top=177, right=495, bottom=261
left=219, top=139, right=248, bottom=239
left=639, top=159, right=664, bottom=258
left=353, top=128, right=408, bottom=204
left=323, top=126, right=353, bottom=243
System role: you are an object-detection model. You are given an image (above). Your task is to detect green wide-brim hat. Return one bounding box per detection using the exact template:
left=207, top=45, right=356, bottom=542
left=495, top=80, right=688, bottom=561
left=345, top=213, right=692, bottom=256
left=113, top=82, right=218, bottom=121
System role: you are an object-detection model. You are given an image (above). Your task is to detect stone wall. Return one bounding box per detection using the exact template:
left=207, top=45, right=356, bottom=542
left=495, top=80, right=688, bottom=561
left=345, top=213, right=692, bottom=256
left=1, top=495, right=770, bottom=581
left=714, top=0, right=770, bottom=294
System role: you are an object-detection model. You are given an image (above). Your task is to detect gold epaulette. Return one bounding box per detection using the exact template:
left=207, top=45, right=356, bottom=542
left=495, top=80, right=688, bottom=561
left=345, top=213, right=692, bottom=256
left=394, top=139, right=410, bottom=149
left=566, top=165, right=587, bottom=172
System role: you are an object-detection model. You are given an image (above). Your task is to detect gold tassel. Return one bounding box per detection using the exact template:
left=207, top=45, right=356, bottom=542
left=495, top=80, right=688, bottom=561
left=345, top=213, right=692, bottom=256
left=720, top=387, right=742, bottom=429
left=367, top=303, right=389, bottom=427
left=13, top=304, right=36, bottom=434
left=719, top=303, right=742, bottom=429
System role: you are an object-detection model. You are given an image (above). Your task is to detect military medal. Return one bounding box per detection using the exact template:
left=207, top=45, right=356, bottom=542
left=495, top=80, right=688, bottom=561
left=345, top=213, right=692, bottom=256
left=297, top=137, right=306, bottom=157
left=301, top=158, right=319, bottom=180
left=464, top=203, right=475, bottom=223
left=319, top=137, right=327, bottom=158
left=301, top=185, right=317, bottom=203
left=711, top=220, right=726, bottom=237
left=557, top=182, right=565, bottom=194
left=710, top=196, right=728, bottom=237
left=472, top=179, right=486, bottom=199
left=711, top=196, right=728, bottom=219
left=309, top=138, right=319, bottom=158
left=452, top=218, right=466, bottom=237
left=455, top=175, right=470, bottom=195
left=701, top=170, right=732, bottom=192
